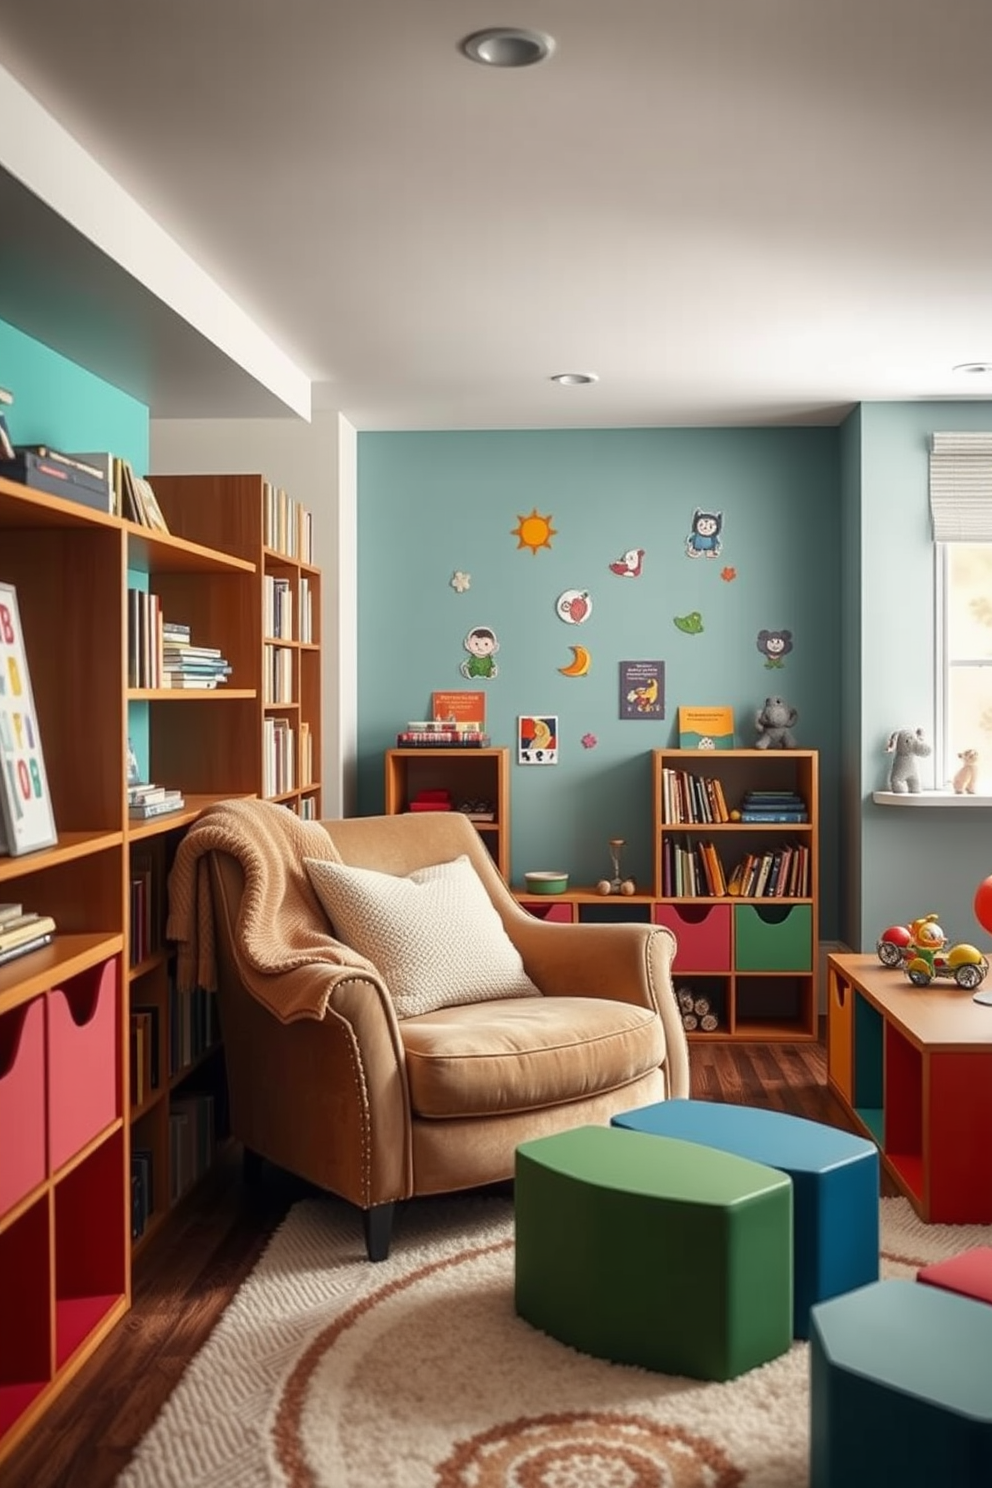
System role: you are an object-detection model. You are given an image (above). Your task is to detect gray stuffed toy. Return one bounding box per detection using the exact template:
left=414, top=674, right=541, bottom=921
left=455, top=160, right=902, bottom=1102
left=885, top=727, right=931, bottom=793
left=754, top=697, right=798, bottom=749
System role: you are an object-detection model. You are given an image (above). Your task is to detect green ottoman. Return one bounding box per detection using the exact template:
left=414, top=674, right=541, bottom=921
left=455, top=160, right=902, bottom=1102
left=515, top=1124, right=793, bottom=1381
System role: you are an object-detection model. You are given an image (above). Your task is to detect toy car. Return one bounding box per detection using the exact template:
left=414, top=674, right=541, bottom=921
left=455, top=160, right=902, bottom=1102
left=876, top=919, right=989, bottom=989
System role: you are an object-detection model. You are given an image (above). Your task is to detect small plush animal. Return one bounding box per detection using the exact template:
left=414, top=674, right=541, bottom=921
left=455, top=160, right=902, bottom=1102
left=953, top=748, right=980, bottom=795
left=754, top=697, right=798, bottom=749
left=886, top=727, right=931, bottom=793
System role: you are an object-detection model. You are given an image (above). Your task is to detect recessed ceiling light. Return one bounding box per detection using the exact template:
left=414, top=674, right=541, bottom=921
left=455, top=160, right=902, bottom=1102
left=460, top=28, right=556, bottom=68
left=551, top=372, right=598, bottom=386
left=953, top=362, right=992, bottom=375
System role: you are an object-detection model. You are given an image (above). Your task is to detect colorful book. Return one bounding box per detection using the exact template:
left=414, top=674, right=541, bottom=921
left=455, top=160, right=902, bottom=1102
left=678, top=705, right=735, bottom=749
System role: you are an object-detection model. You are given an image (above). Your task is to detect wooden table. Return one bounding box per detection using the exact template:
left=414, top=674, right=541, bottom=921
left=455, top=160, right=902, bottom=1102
left=826, top=953, right=992, bottom=1222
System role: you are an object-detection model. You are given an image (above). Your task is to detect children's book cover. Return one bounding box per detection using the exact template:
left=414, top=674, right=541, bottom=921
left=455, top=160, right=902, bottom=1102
left=620, top=660, right=665, bottom=719
left=678, top=705, right=735, bottom=749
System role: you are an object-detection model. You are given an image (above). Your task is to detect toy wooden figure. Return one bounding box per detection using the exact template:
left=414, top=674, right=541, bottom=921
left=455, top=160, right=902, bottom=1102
left=953, top=749, right=980, bottom=795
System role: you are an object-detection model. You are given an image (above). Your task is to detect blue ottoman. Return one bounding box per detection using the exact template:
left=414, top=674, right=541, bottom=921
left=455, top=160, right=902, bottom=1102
left=810, top=1279, right=992, bottom=1487
left=612, top=1099, right=878, bottom=1337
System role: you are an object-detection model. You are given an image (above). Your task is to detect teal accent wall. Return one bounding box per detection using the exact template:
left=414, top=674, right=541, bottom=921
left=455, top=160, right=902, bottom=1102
left=0, top=317, right=148, bottom=470
left=855, top=401, right=992, bottom=951
left=1, top=316, right=151, bottom=771
left=358, top=428, right=842, bottom=934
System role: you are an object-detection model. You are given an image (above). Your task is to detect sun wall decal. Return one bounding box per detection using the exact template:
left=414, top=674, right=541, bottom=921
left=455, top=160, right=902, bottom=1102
left=512, top=509, right=556, bottom=555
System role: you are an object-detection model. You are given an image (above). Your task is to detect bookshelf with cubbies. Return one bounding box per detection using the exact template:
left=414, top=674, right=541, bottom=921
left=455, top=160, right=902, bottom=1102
left=0, top=470, right=270, bottom=1466
left=652, top=749, right=819, bottom=1042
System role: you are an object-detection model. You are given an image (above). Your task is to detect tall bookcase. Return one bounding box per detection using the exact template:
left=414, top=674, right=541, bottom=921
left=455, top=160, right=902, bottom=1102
left=149, top=474, right=322, bottom=822
left=0, top=469, right=321, bottom=1467
left=384, top=747, right=510, bottom=879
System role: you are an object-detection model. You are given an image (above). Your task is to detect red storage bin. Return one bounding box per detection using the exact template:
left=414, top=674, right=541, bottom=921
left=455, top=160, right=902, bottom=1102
left=652, top=903, right=732, bottom=970
left=520, top=900, right=574, bottom=923
left=47, top=959, right=119, bottom=1172
left=0, top=997, right=46, bottom=1218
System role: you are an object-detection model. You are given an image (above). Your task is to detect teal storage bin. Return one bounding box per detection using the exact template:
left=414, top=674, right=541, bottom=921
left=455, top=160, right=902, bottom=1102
left=734, top=903, right=812, bottom=971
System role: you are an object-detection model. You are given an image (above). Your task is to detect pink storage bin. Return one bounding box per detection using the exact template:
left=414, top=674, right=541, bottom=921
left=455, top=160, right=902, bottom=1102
left=651, top=903, right=732, bottom=970
left=0, top=997, right=46, bottom=1217
left=47, top=959, right=119, bottom=1171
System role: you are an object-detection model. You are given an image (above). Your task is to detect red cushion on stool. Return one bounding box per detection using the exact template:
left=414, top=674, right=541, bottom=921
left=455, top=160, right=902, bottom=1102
left=917, top=1246, right=992, bottom=1306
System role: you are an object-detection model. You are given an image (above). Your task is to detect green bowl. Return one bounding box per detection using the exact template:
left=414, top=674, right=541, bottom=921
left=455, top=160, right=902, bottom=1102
left=524, top=871, right=570, bottom=896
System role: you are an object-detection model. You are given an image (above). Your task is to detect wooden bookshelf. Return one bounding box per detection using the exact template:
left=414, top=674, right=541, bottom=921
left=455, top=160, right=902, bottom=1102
left=0, top=471, right=273, bottom=1466
left=384, top=747, right=510, bottom=878
left=149, top=474, right=322, bottom=821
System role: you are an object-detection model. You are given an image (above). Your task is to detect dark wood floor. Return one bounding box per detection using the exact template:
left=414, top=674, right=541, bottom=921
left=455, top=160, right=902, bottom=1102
left=3, top=1032, right=891, bottom=1488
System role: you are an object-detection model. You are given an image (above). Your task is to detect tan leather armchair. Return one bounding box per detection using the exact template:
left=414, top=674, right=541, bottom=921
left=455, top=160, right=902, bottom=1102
left=205, top=811, right=689, bottom=1258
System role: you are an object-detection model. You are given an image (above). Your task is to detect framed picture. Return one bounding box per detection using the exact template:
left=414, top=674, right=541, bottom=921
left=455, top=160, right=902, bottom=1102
left=0, top=582, right=58, bottom=855
left=518, top=715, right=558, bottom=765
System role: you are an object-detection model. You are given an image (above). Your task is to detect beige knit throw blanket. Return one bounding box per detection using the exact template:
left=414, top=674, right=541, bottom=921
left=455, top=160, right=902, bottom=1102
left=166, top=798, right=380, bottom=1023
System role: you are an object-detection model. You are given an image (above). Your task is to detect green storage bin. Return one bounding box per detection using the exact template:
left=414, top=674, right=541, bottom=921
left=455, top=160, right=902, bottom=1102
left=734, top=903, right=812, bottom=971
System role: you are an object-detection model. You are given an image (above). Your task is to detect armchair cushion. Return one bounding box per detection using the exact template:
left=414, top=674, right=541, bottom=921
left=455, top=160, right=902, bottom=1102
left=304, top=853, right=541, bottom=1017
left=400, top=996, right=666, bottom=1118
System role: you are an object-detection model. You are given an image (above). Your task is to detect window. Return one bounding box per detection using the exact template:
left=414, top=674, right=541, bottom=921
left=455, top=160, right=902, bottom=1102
left=931, top=432, right=992, bottom=790
left=936, top=543, right=992, bottom=785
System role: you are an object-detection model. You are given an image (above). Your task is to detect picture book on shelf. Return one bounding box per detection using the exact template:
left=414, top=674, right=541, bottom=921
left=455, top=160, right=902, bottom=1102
left=678, top=705, right=735, bottom=749
left=0, top=582, right=58, bottom=856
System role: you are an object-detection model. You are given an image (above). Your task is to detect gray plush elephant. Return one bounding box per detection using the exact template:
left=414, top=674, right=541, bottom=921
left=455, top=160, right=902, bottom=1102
left=885, top=727, right=931, bottom=793
left=754, top=697, right=798, bottom=749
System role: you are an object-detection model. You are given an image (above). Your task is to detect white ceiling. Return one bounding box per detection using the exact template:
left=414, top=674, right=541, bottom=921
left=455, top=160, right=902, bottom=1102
left=1, top=0, right=992, bottom=429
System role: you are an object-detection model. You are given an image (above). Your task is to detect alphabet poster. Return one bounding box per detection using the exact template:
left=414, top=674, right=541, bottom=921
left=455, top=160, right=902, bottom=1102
left=0, top=583, right=57, bottom=854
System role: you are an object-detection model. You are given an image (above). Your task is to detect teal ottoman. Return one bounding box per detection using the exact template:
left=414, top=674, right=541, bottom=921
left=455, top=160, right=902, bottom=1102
left=514, top=1124, right=792, bottom=1381
left=613, top=1099, right=879, bottom=1337
left=811, top=1279, right=992, bottom=1487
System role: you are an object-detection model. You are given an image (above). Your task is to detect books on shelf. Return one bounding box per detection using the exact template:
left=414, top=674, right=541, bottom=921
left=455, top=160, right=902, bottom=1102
left=129, top=788, right=185, bottom=820
left=0, top=911, right=57, bottom=965
left=738, top=790, right=808, bottom=823
left=397, top=723, right=490, bottom=747
left=660, top=766, right=729, bottom=824
left=0, top=448, right=111, bottom=510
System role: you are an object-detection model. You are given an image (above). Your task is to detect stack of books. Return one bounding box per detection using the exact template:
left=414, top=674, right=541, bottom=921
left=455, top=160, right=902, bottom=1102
left=162, top=621, right=232, bottom=689
left=0, top=445, right=112, bottom=512
left=0, top=903, right=56, bottom=967
left=409, top=788, right=453, bottom=812
left=396, top=720, right=490, bottom=748
left=738, top=790, right=808, bottom=823
left=129, top=782, right=186, bottom=821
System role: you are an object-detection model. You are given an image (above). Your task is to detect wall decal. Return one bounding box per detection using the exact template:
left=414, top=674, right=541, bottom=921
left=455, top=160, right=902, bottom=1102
left=756, top=628, right=793, bottom=668
left=685, top=508, right=723, bottom=559
left=450, top=570, right=471, bottom=593
left=512, top=509, right=556, bottom=555
left=609, top=547, right=645, bottom=578
left=581, top=732, right=598, bottom=749
left=720, top=566, right=737, bottom=582
left=518, top=715, right=559, bottom=764
left=619, top=660, right=665, bottom=719
left=559, top=645, right=591, bottom=677
left=460, top=626, right=500, bottom=679
left=555, top=589, right=592, bottom=624
left=674, top=611, right=704, bottom=635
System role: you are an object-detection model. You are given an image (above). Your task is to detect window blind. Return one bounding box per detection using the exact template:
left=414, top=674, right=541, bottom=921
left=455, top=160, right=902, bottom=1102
left=929, top=431, right=992, bottom=542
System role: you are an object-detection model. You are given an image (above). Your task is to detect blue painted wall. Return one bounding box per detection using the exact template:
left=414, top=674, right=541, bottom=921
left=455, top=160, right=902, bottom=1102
left=1, top=316, right=152, bottom=772
left=357, top=427, right=842, bottom=934
left=854, top=401, right=992, bottom=952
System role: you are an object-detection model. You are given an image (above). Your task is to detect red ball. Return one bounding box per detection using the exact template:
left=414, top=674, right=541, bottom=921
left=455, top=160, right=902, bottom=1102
left=975, top=877, right=992, bottom=935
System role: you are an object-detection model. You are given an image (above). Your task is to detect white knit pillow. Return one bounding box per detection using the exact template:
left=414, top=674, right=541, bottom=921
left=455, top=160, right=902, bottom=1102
left=303, top=854, right=541, bottom=1017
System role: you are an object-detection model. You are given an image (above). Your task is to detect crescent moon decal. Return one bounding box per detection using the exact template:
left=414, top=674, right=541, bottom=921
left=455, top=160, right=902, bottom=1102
left=559, top=645, right=591, bottom=677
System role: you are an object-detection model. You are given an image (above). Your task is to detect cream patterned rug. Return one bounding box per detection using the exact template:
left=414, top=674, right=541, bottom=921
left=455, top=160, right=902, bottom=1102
left=116, top=1193, right=992, bottom=1488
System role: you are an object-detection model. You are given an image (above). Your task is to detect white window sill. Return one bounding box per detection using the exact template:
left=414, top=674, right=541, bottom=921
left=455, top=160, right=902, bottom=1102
left=872, top=790, right=992, bottom=807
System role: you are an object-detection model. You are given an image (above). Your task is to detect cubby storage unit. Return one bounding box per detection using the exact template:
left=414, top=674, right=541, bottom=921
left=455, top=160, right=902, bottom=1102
left=0, top=468, right=281, bottom=1465
left=827, top=953, right=992, bottom=1223
left=652, top=749, right=819, bottom=1041
left=384, top=747, right=510, bottom=878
